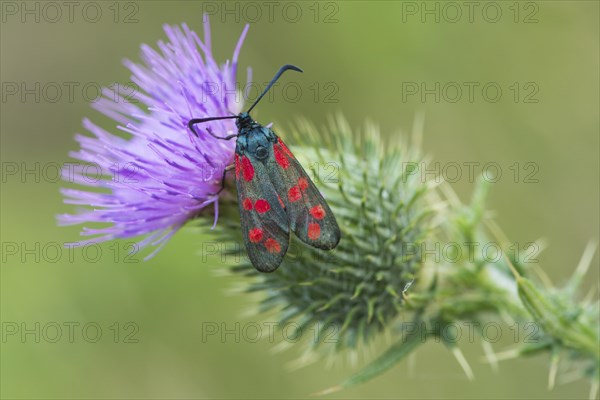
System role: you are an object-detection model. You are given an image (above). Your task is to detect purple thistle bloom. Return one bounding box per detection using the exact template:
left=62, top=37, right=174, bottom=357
left=58, top=18, right=250, bottom=258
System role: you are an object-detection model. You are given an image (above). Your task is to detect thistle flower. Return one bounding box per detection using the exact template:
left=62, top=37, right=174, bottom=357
left=58, top=19, right=249, bottom=256
left=56, top=16, right=598, bottom=398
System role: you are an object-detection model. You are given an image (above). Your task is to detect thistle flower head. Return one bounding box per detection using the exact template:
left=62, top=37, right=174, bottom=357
left=58, top=18, right=249, bottom=256
left=219, top=116, right=436, bottom=352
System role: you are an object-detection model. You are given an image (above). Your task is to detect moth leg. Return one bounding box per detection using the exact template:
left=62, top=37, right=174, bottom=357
left=188, top=117, right=239, bottom=140
left=210, top=163, right=235, bottom=196
left=202, top=126, right=238, bottom=141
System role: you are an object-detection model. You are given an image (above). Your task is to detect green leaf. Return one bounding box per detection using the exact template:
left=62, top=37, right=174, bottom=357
left=317, top=324, right=425, bottom=394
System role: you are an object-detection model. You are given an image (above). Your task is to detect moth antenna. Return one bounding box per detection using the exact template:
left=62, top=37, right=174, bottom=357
left=246, top=64, right=303, bottom=114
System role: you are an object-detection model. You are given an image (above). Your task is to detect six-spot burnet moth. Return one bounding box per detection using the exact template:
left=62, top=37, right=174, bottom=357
left=188, top=65, right=341, bottom=272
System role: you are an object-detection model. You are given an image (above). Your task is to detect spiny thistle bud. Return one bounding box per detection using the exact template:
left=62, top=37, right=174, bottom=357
left=214, top=115, right=436, bottom=352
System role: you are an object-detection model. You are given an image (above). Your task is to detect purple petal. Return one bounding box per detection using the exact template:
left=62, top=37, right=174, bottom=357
left=58, top=18, right=249, bottom=258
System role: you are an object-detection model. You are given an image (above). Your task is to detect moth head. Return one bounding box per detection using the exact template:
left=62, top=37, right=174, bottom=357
left=236, top=112, right=253, bottom=130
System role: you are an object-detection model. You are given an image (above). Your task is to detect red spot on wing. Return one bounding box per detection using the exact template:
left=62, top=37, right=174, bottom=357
left=242, top=198, right=253, bottom=210
left=288, top=186, right=302, bottom=202
left=310, top=205, right=326, bottom=220
left=274, top=143, right=290, bottom=169
left=248, top=228, right=263, bottom=243
left=235, top=154, right=240, bottom=178
left=278, top=138, right=294, bottom=158
left=308, top=223, right=321, bottom=240
left=241, top=156, right=254, bottom=181
left=298, top=177, right=309, bottom=191
left=264, top=238, right=281, bottom=254
left=254, top=199, right=271, bottom=213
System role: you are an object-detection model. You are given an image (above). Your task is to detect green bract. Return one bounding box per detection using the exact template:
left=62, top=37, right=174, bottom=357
left=217, top=116, right=434, bottom=350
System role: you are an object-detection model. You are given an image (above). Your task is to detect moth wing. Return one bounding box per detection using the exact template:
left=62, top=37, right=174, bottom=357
left=266, top=136, right=340, bottom=250
left=235, top=151, right=290, bottom=272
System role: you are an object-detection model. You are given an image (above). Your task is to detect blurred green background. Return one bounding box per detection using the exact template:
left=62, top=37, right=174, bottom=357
left=1, top=1, right=598, bottom=398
